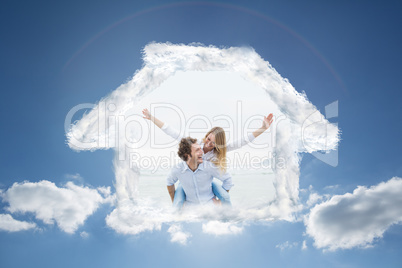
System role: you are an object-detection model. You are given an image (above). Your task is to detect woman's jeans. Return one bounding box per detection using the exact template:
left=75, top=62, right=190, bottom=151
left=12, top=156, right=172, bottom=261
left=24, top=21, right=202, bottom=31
left=173, top=181, right=231, bottom=209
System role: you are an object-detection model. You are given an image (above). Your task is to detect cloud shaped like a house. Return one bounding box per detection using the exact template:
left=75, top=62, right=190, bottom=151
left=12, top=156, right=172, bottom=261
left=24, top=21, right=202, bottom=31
left=66, top=42, right=339, bottom=234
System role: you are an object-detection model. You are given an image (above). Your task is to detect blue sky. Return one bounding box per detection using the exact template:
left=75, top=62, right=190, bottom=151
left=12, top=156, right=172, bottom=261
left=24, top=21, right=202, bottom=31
left=1, top=0, right=402, bottom=267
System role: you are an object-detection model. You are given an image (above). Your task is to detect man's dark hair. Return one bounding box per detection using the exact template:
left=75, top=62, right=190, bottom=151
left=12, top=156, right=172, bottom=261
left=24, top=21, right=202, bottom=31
left=178, top=137, right=197, bottom=161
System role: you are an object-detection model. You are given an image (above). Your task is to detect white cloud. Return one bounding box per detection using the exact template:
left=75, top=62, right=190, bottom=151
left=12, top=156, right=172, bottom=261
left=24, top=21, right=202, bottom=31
left=306, top=192, right=323, bottom=207
left=323, top=184, right=340, bottom=190
left=105, top=200, right=168, bottom=235
left=305, top=177, right=402, bottom=251
left=167, top=224, right=191, bottom=245
left=65, top=173, right=84, bottom=181
left=276, top=241, right=298, bottom=251
left=202, top=220, right=243, bottom=236
left=2, top=180, right=110, bottom=233
left=302, top=240, right=307, bottom=250
left=80, top=231, right=89, bottom=239
left=66, top=42, right=339, bottom=234
left=0, top=214, right=36, bottom=232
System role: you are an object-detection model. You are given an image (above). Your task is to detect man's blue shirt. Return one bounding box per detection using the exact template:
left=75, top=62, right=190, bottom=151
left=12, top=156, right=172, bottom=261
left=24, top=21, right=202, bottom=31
left=166, top=161, right=233, bottom=205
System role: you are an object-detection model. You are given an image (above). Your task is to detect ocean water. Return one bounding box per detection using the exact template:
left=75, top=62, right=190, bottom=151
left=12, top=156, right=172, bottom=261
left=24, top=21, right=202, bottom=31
left=138, top=169, right=276, bottom=207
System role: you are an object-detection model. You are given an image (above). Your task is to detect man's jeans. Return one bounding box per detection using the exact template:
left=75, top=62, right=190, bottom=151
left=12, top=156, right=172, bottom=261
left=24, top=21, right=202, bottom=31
left=173, top=181, right=232, bottom=210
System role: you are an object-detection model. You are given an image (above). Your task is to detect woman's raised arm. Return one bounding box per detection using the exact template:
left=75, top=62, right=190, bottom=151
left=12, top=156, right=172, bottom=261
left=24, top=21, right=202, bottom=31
left=252, top=113, right=274, bottom=139
left=142, top=108, right=183, bottom=141
left=142, top=108, right=165, bottom=128
left=226, top=113, right=274, bottom=152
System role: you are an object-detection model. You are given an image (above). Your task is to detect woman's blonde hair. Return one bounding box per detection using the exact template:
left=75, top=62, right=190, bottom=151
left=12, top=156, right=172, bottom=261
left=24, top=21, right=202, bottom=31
left=203, top=127, right=227, bottom=172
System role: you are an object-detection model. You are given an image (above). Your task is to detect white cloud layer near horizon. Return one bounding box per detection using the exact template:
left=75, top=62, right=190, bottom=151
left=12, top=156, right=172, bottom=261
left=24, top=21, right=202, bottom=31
left=2, top=176, right=402, bottom=253
left=65, top=42, right=339, bottom=236
left=305, top=177, right=402, bottom=251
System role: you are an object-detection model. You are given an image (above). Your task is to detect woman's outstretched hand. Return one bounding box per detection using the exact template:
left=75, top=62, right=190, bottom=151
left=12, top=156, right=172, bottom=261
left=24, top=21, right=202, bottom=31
left=142, top=108, right=165, bottom=128
left=142, top=108, right=151, bottom=120
left=252, top=113, right=274, bottom=138
left=262, top=113, right=274, bottom=129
